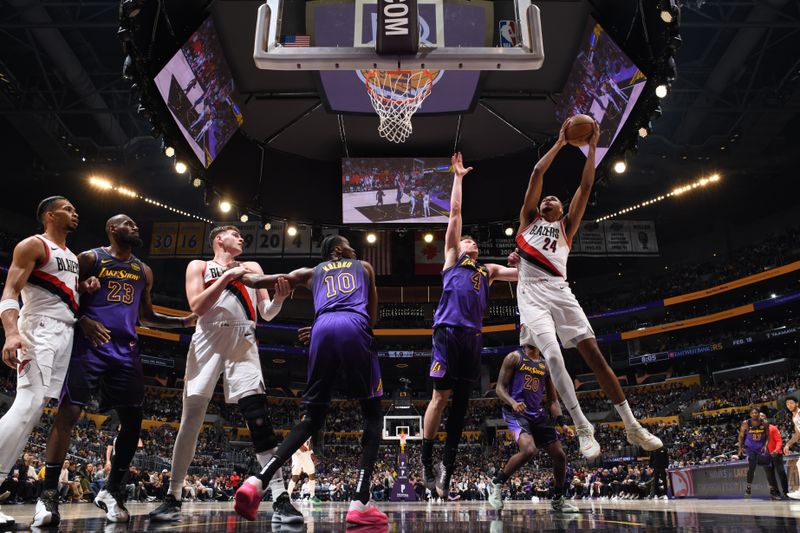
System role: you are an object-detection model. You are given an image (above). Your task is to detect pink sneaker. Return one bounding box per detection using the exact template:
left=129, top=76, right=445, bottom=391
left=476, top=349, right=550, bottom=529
left=345, top=500, right=388, bottom=526
left=234, top=476, right=265, bottom=521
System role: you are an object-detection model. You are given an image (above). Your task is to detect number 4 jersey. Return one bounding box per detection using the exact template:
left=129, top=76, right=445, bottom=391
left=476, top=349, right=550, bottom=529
left=516, top=216, right=570, bottom=280
left=75, top=247, right=147, bottom=358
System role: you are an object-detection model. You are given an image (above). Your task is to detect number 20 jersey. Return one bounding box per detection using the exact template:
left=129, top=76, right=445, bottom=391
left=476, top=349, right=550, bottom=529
left=75, top=247, right=147, bottom=358
left=516, top=216, right=570, bottom=280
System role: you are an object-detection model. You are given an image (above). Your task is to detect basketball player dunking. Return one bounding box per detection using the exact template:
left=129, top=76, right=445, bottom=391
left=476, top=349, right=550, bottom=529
left=287, top=436, right=318, bottom=502
left=149, top=225, right=301, bottom=524
left=784, top=396, right=800, bottom=499
left=513, top=118, right=661, bottom=457
left=421, top=153, right=519, bottom=498
left=32, top=215, right=196, bottom=526
left=489, top=341, right=579, bottom=514
left=0, top=197, right=85, bottom=528
left=234, top=235, right=387, bottom=526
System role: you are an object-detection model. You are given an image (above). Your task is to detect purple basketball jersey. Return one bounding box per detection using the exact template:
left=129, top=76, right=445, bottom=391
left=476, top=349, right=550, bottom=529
left=433, top=254, right=489, bottom=332
left=506, top=351, right=549, bottom=421
left=312, top=259, right=370, bottom=320
left=76, top=247, right=146, bottom=357
left=744, top=419, right=767, bottom=452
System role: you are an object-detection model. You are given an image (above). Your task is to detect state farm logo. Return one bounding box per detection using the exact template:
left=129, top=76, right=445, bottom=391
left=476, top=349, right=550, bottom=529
left=670, top=470, right=693, bottom=497
left=17, top=359, right=31, bottom=378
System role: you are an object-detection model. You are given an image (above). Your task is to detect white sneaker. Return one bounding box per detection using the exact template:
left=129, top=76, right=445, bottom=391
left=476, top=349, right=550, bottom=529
left=551, top=496, right=579, bottom=513
left=94, top=489, right=130, bottom=522
left=788, top=491, right=800, bottom=500
left=661, top=495, right=669, bottom=500
left=32, top=490, right=60, bottom=527
left=0, top=505, right=15, bottom=526
left=488, top=483, right=504, bottom=510
left=626, top=425, right=662, bottom=451
left=576, top=425, right=602, bottom=459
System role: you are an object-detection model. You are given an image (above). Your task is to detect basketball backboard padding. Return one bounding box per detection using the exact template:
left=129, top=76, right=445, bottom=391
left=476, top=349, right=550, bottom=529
left=253, top=0, right=545, bottom=71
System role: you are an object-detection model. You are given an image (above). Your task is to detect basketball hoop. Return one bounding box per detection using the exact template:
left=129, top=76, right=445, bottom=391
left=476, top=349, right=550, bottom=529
left=364, top=69, right=434, bottom=144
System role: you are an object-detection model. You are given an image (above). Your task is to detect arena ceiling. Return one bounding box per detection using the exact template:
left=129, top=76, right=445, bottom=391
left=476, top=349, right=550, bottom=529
left=0, top=0, right=799, bottom=234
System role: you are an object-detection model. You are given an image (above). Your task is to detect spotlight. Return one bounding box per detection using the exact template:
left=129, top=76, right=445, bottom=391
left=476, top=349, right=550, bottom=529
left=174, top=161, right=187, bottom=174
left=164, top=146, right=175, bottom=158
left=192, top=178, right=202, bottom=188
left=655, top=84, right=669, bottom=99
left=263, top=221, right=272, bottom=231
left=659, top=0, right=679, bottom=23
left=219, top=200, right=232, bottom=213
left=771, top=293, right=777, bottom=299
left=366, top=233, right=377, bottom=244
left=423, top=233, right=434, bottom=243
left=709, top=174, right=720, bottom=182
left=287, top=225, right=298, bottom=236
left=613, top=160, right=627, bottom=174
left=240, top=214, right=249, bottom=223
left=89, top=176, right=113, bottom=190
left=638, top=126, right=649, bottom=138
left=504, top=227, right=514, bottom=236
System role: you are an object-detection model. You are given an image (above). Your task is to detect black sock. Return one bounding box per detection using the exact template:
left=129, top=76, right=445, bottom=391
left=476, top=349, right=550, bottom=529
left=354, top=398, right=382, bottom=505
left=422, top=438, right=435, bottom=468
left=44, top=463, right=61, bottom=492
left=493, top=471, right=509, bottom=485
left=258, top=404, right=327, bottom=485
left=354, top=467, right=374, bottom=505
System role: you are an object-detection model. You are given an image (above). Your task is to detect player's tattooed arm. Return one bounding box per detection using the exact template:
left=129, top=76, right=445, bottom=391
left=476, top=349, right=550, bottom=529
left=240, top=267, right=313, bottom=291
left=564, top=120, right=600, bottom=241
left=139, top=263, right=196, bottom=328
left=76, top=250, right=101, bottom=294
left=496, top=351, right=525, bottom=413
left=443, top=152, right=473, bottom=270
left=520, top=119, right=568, bottom=231
left=1, top=237, right=45, bottom=368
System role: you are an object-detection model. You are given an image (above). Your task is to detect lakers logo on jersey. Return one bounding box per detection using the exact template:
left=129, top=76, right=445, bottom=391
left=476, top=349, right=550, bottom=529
left=431, top=361, right=442, bottom=374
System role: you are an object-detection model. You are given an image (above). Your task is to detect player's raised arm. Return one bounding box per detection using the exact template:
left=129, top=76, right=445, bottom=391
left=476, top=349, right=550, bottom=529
left=495, top=351, right=525, bottom=413
left=519, top=120, right=569, bottom=231
left=139, top=263, right=196, bottom=328
left=0, top=237, right=45, bottom=367
left=243, top=261, right=291, bottom=322
left=564, top=121, right=600, bottom=241
left=486, top=262, right=519, bottom=284
left=443, top=152, right=473, bottom=270
left=240, top=267, right=314, bottom=291
left=361, top=260, right=378, bottom=328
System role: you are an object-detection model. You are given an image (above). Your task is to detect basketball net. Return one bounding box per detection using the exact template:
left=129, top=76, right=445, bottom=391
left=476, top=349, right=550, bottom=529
left=399, top=432, right=407, bottom=454
left=364, top=69, right=434, bottom=143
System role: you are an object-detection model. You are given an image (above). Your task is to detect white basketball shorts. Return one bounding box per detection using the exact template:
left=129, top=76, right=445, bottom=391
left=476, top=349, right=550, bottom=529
left=517, top=278, right=594, bottom=349
left=17, top=314, right=74, bottom=398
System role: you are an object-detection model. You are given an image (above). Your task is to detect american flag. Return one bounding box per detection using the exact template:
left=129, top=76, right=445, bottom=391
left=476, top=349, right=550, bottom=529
left=281, top=35, right=311, bottom=47
left=363, top=231, right=392, bottom=276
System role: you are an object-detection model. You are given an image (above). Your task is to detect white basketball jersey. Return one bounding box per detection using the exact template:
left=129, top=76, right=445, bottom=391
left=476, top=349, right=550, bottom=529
left=293, top=438, right=312, bottom=460
left=197, top=260, right=258, bottom=330
left=794, top=410, right=800, bottom=434
left=20, top=235, right=79, bottom=324
left=516, top=216, right=571, bottom=280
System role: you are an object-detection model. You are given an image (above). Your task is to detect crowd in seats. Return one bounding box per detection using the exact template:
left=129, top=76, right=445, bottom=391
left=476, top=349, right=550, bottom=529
left=694, top=373, right=800, bottom=412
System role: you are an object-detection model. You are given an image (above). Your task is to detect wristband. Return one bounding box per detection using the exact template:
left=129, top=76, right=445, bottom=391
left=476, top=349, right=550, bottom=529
left=0, top=299, right=21, bottom=316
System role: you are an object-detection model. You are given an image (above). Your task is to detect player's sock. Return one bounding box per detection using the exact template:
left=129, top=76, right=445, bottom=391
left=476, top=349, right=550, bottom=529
left=257, top=404, right=327, bottom=486
left=308, top=480, right=316, bottom=498
left=256, top=447, right=287, bottom=500
left=169, top=395, right=209, bottom=499
left=614, top=400, right=638, bottom=429
left=421, top=438, right=435, bottom=468
left=442, top=383, right=470, bottom=474
left=492, top=471, right=509, bottom=485
left=107, top=406, right=143, bottom=491
left=535, top=332, right=591, bottom=428
left=0, top=385, right=47, bottom=478
left=240, top=395, right=286, bottom=500
left=354, top=398, right=382, bottom=504
left=43, top=463, right=61, bottom=492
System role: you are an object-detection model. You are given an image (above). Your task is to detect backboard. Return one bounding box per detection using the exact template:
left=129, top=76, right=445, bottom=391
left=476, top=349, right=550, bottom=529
left=253, top=0, right=544, bottom=71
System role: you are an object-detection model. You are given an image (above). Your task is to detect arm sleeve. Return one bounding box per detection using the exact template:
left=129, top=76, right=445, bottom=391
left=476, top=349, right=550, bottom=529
left=257, top=295, right=283, bottom=322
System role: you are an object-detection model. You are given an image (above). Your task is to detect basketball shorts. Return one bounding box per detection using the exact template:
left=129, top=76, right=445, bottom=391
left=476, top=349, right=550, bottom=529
left=517, top=279, right=594, bottom=349
left=430, top=326, right=482, bottom=390
left=304, top=312, right=382, bottom=405
left=502, top=409, right=560, bottom=448
left=61, top=334, right=144, bottom=411
left=16, top=314, right=74, bottom=399
left=291, top=453, right=315, bottom=476
left=184, top=321, right=264, bottom=403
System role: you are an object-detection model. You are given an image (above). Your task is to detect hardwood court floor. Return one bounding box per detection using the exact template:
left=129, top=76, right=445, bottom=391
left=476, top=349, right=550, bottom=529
left=4, top=498, right=800, bottom=532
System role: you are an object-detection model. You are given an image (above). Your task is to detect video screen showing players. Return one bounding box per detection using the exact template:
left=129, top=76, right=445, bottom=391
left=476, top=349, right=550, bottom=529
left=342, top=158, right=453, bottom=224
left=556, top=20, right=648, bottom=166
left=153, top=17, right=243, bottom=168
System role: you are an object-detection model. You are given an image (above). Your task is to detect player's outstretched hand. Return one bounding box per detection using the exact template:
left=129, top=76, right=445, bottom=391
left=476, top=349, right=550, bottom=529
left=273, top=276, right=291, bottom=304
left=79, top=317, right=111, bottom=347
left=452, top=152, right=473, bottom=179
left=297, top=326, right=312, bottom=346
left=2, top=334, right=27, bottom=369
left=557, top=118, right=570, bottom=147
left=588, top=120, right=600, bottom=148
left=507, top=248, right=521, bottom=268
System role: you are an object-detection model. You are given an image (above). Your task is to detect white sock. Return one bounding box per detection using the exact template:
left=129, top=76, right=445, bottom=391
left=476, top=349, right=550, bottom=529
left=614, top=400, right=639, bottom=429
left=256, top=447, right=286, bottom=500
left=0, top=385, right=47, bottom=479
left=308, top=480, right=316, bottom=498
left=534, top=331, right=591, bottom=428
left=168, top=395, right=210, bottom=499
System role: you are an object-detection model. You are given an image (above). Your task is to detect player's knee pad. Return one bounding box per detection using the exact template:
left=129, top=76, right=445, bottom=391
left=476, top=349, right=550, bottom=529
left=238, top=394, right=278, bottom=451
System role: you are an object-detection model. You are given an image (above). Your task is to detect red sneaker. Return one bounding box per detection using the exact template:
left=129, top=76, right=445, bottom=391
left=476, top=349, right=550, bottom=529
left=234, top=477, right=264, bottom=521
left=345, top=500, right=388, bottom=525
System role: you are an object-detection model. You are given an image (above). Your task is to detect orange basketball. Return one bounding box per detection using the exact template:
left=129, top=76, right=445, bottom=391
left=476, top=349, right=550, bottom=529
left=565, top=114, right=596, bottom=147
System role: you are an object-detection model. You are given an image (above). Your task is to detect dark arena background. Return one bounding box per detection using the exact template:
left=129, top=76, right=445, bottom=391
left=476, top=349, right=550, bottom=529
left=1, top=0, right=800, bottom=531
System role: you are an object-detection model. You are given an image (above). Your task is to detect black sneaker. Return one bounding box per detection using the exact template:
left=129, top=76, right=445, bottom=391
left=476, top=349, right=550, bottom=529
left=149, top=494, right=182, bottom=522
left=423, top=464, right=436, bottom=492
left=272, top=492, right=303, bottom=524
left=434, top=462, right=451, bottom=499
left=32, top=489, right=60, bottom=527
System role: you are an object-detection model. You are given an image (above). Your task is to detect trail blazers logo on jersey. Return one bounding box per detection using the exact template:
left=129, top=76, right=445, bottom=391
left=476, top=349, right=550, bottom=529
left=527, top=224, right=560, bottom=240
left=55, top=257, right=79, bottom=274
